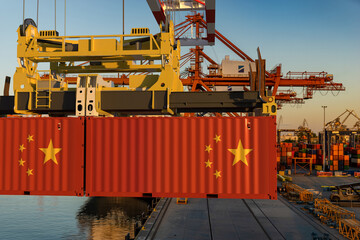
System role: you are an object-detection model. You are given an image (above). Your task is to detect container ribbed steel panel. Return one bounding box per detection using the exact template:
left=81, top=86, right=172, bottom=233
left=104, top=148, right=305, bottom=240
left=0, top=117, right=84, bottom=196
left=86, top=117, right=277, bottom=199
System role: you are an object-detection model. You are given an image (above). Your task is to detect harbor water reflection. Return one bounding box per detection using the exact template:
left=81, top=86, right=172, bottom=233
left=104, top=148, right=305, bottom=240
left=0, top=196, right=152, bottom=240
left=77, top=197, right=152, bottom=239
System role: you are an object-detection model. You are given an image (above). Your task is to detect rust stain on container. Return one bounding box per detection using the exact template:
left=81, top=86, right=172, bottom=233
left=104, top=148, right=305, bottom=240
left=86, top=117, right=277, bottom=199
left=0, top=117, right=85, bottom=196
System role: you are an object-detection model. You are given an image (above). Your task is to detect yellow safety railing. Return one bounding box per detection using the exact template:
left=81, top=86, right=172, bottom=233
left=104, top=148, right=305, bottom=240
left=26, top=33, right=161, bottom=61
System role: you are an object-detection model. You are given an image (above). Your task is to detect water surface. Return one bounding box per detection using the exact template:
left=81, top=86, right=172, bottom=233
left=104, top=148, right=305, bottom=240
left=0, top=196, right=150, bottom=239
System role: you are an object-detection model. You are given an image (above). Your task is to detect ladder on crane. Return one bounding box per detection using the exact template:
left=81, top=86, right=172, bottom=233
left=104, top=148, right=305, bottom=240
left=35, top=79, right=52, bottom=109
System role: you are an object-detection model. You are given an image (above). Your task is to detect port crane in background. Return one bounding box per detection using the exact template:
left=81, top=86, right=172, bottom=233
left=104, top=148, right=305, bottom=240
left=299, top=119, right=310, bottom=132
left=322, top=110, right=360, bottom=155
left=296, top=119, right=315, bottom=142
left=174, top=13, right=345, bottom=108
left=277, top=118, right=313, bottom=144
left=326, top=109, right=360, bottom=131
left=73, top=10, right=345, bottom=109
left=142, top=2, right=345, bottom=108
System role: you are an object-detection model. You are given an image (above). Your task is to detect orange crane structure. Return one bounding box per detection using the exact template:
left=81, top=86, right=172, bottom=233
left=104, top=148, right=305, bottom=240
left=174, top=13, right=344, bottom=108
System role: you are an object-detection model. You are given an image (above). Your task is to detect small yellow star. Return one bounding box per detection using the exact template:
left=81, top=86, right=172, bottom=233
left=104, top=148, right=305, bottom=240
left=26, top=168, right=34, bottom=176
left=39, top=139, right=62, bottom=165
left=214, top=170, right=221, bottom=179
left=214, top=135, right=221, bottom=143
left=19, top=144, right=26, bottom=152
left=205, top=144, right=213, bottom=153
left=205, top=159, right=213, bottom=168
left=27, top=135, right=34, bottom=143
left=19, top=158, right=25, bottom=166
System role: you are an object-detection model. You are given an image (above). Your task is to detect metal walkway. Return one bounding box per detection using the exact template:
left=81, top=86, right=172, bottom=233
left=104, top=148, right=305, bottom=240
left=136, top=196, right=345, bottom=240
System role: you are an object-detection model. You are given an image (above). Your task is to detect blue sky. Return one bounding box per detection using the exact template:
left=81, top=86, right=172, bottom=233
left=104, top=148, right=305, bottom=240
left=0, top=0, right=359, bottom=132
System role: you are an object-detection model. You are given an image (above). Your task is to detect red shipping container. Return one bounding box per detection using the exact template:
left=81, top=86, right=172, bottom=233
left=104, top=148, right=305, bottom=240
left=86, top=117, right=277, bottom=199
left=0, top=117, right=84, bottom=196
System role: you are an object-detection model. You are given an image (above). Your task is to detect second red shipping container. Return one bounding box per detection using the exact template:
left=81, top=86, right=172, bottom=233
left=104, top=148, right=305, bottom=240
left=85, top=116, right=277, bottom=199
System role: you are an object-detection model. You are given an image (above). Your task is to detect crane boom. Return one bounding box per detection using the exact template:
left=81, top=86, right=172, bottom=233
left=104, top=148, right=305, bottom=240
left=147, top=0, right=216, bottom=45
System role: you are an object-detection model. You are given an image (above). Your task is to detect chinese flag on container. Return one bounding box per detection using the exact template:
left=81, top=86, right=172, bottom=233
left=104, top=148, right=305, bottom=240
left=197, top=117, right=277, bottom=199
left=0, top=117, right=84, bottom=196
left=86, top=116, right=277, bottom=199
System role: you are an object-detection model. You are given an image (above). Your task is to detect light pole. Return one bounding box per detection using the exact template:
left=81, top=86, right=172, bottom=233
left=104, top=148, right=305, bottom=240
left=322, top=106, right=327, bottom=171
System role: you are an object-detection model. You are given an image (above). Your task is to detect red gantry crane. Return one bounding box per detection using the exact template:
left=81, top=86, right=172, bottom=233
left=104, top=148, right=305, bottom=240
left=174, top=13, right=345, bottom=108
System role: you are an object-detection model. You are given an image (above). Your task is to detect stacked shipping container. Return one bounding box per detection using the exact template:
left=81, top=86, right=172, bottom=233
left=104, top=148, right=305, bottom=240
left=351, top=148, right=360, bottom=168
left=277, top=143, right=323, bottom=169
left=277, top=142, right=360, bottom=171
left=277, top=142, right=293, bottom=170
left=329, top=144, right=350, bottom=171
left=306, top=144, right=323, bottom=165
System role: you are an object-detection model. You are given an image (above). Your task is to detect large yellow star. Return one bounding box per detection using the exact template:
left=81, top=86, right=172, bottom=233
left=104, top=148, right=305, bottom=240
left=19, top=144, right=26, bottom=152
left=39, top=139, right=62, bottom=165
left=27, top=135, right=34, bottom=143
left=228, top=140, right=253, bottom=166
left=26, top=168, right=34, bottom=176
left=214, top=135, right=221, bottom=143
left=214, top=170, right=221, bottom=179
left=205, top=159, right=213, bottom=168
left=205, top=144, right=213, bottom=153
left=19, top=158, right=25, bottom=166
